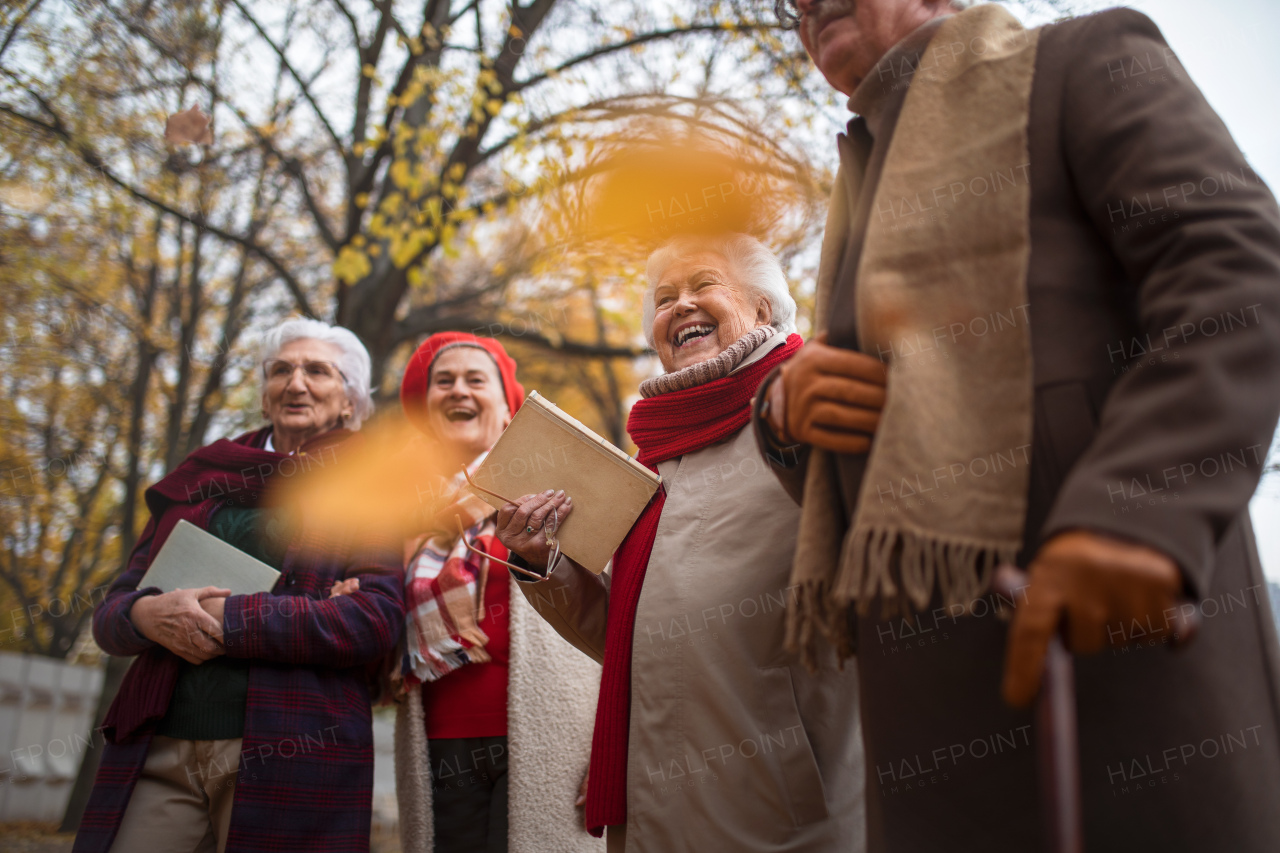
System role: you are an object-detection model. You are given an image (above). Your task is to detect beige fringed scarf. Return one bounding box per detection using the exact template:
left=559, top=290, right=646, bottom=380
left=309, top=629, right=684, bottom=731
left=789, top=6, right=1040, bottom=665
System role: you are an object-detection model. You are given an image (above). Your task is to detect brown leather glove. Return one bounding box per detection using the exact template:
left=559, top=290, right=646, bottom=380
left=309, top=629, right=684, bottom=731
left=1002, top=529, right=1187, bottom=708
left=767, top=332, right=888, bottom=454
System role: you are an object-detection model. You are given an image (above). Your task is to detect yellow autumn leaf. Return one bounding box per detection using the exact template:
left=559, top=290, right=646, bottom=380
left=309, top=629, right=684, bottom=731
left=389, top=160, right=412, bottom=188
left=333, top=245, right=371, bottom=284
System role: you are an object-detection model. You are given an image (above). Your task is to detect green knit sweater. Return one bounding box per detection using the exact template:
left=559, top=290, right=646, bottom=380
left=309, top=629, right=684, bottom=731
left=155, top=506, right=290, bottom=741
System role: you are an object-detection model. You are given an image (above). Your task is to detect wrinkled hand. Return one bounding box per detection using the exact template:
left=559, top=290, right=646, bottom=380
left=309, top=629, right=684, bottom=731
left=198, top=596, right=226, bottom=643
left=768, top=332, right=887, bottom=453
left=329, top=577, right=361, bottom=598
left=1002, top=530, right=1186, bottom=708
left=495, top=490, right=573, bottom=569
left=131, top=586, right=230, bottom=665
left=576, top=769, right=589, bottom=829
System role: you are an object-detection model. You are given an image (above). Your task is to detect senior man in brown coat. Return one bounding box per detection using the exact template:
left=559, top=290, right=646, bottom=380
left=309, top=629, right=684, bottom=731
left=754, top=0, right=1280, bottom=851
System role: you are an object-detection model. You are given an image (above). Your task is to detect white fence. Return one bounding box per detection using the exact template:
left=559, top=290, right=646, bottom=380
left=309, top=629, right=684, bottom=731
left=0, top=651, right=104, bottom=823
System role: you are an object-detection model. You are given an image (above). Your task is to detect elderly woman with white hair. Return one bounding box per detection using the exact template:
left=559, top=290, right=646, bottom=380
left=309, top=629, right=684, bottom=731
left=493, top=233, right=869, bottom=853
left=76, top=318, right=404, bottom=853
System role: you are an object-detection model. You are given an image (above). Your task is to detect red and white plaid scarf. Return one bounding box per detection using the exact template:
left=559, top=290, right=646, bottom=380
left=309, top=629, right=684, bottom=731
left=403, top=454, right=509, bottom=683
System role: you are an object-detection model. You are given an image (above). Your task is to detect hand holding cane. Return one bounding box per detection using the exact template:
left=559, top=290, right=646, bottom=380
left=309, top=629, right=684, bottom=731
left=997, top=530, right=1199, bottom=853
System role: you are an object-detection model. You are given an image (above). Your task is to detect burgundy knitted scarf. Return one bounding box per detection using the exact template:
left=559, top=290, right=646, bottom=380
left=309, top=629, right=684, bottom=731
left=585, top=332, right=801, bottom=836
left=102, top=426, right=352, bottom=743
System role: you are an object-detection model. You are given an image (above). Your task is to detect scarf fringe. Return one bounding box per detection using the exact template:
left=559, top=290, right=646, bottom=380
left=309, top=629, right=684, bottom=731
left=835, top=525, right=1019, bottom=620
left=785, top=577, right=853, bottom=674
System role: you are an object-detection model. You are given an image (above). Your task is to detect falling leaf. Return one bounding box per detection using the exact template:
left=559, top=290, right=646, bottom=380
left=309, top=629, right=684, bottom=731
left=0, top=183, right=52, bottom=211
left=164, top=105, right=213, bottom=146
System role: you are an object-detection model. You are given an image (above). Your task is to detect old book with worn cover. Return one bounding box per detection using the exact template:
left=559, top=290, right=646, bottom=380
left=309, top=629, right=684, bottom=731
left=467, top=391, right=662, bottom=573
left=138, top=519, right=282, bottom=595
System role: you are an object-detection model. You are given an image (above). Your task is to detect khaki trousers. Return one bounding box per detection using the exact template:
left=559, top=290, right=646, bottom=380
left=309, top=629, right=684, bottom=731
left=109, top=734, right=241, bottom=853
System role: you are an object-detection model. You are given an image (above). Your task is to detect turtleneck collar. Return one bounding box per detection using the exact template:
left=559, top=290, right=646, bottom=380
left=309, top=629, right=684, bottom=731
left=639, top=327, right=779, bottom=398
left=848, top=15, right=952, bottom=139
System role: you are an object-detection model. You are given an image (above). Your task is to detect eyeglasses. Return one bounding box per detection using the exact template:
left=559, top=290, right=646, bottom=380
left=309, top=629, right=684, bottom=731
left=262, top=359, right=347, bottom=386
left=458, top=466, right=561, bottom=580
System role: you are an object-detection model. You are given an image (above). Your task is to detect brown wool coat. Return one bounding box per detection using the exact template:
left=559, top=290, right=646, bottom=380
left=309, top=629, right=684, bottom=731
left=762, top=9, right=1280, bottom=853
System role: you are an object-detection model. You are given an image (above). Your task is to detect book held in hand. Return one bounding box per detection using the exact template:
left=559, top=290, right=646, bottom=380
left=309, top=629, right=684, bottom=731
left=138, top=519, right=282, bottom=595
left=467, top=391, right=662, bottom=573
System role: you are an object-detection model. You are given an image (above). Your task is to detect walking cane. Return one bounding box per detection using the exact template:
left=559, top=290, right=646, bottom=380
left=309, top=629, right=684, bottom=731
left=993, top=565, right=1200, bottom=853
left=995, top=564, right=1083, bottom=853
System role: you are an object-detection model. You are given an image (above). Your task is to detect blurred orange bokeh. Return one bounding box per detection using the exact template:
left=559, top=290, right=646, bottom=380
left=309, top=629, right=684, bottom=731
left=572, top=135, right=791, bottom=251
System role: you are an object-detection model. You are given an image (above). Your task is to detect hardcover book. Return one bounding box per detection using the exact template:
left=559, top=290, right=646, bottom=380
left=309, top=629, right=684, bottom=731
left=467, top=391, right=662, bottom=573
left=138, top=519, right=282, bottom=595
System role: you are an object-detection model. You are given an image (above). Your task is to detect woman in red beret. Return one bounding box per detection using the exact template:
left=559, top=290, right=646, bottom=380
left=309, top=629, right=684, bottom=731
left=393, top=332, right=603, bottom=853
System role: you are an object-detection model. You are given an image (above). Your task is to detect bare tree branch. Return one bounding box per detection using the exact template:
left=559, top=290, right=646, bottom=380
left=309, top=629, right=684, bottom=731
left=327, top=0, right=363, bottom=45
left=226, top=0, right=345, bottom=151
left=98, top=12, right=342, bottom=250
left=395, top=311, right=651, bottom=358
left=0, top=97, right=318, bottom=317
left=512, top=22, right=774, bottom=93
left=0, top=0, right=46, bottom=63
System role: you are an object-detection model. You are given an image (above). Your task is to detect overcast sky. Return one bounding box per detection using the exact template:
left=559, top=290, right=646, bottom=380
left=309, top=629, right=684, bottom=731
left=1066, top=0, right=1280, bottom=579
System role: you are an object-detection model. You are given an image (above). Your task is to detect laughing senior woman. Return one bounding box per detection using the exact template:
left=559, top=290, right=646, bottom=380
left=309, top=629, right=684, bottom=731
left=494, top=234, right=868, bottom=853
left=394, top=332, right=600, bottom=853
left=76, top=319, right=404, bottom=853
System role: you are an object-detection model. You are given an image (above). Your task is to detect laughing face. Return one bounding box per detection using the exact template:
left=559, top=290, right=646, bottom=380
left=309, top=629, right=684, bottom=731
left=425, top=346, right=511, bottom=460
left=651, top=250, right=773, bottom=374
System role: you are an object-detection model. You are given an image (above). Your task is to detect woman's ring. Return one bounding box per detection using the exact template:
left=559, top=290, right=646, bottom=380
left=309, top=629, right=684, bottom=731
left=525, top=525, right=535, bottom=534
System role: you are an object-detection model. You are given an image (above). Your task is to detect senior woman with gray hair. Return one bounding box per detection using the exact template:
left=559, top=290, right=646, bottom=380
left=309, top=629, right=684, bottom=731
left=76, top=318, right=404, bottom=853
left=494, top=233, right=869, bottom=853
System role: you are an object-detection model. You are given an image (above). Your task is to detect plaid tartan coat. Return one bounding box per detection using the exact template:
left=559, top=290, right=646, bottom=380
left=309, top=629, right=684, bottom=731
left=74, top=428, right=404, bottom=853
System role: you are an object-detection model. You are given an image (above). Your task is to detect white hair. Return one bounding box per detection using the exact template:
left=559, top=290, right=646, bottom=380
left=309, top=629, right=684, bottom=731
left=643, top=234, right=798, bottom=348
left=951, top=0, right=978, bottom=8
left=258, top=318, right=375, bottom=430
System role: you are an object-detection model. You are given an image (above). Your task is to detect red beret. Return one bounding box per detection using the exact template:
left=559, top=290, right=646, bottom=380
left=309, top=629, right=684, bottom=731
left=400, top=332, right=525, bottom=435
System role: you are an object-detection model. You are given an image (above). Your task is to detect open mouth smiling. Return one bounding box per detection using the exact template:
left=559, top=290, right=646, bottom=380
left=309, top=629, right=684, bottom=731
left=445, top=407, right=478, bottom=422
left=673, top=323, right=717, bottom=348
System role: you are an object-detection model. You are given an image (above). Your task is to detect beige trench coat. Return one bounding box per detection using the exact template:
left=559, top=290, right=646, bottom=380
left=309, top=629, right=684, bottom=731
left=519, top=418, right=866, bottom=853
left=395, top=574, right=605, bottom=853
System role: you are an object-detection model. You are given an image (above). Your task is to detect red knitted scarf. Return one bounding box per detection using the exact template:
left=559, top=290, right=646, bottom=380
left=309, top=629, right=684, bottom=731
left=585, top=333, right=801, bottom=836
